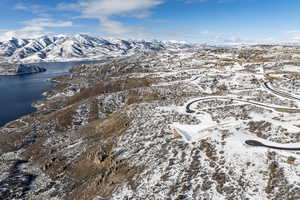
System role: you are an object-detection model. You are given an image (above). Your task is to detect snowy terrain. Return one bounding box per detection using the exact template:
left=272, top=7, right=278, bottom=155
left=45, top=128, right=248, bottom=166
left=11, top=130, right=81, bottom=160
left=0, top=45, right=300, bottom=199
left=0, top=34, right=206, bottom=64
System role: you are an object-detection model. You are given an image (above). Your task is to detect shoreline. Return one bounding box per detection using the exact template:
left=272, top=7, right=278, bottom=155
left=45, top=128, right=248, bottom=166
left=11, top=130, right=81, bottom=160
left=0, top=63, right=75, bottom=128
left=1, top=58, right=110, bottom=128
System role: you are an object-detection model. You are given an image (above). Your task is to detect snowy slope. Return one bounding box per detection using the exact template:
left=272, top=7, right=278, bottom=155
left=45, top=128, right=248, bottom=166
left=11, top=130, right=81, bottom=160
left=0, top=34, right=203, bottom=63
left=1, top=45, right=300, bottom=200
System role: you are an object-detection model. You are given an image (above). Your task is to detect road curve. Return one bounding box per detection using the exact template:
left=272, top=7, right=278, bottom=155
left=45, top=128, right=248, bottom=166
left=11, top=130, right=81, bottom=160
left=245, top=140, right=300, bottom=151
left=263, top=81, right=300, bottom=101
left=185, top=81, right=300, bottom=151
left=185, top=96, right=300, bottom=113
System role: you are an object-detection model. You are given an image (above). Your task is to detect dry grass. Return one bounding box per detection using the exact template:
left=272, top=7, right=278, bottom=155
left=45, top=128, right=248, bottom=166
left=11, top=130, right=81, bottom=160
left=180, top=66, right=210, bottom=70
left=291, top=74, right=300, bottom=79
left=39, top=77, right=160, bottom=132
left=275, top=108, right=300, bottom=113
left=64, top=112, right=140, bottom=200
left=221, top=58, right=272, bottom=63
left=5, top=120, right=26, bottom=128
left=246, top=58, right=273, bottom=63
left=280, top=50, right=300, bottom=54
left=283, top=61, right=300, bottom=66
left=42, top=105, right=76, bottom=131
left=75, top=112, right=130, bottom=141
left=265, top=76, right=283, bottom=81
left=67, top=146, right=139, bottom=200
left=127, top=90, right=161, bottom=105
left=21, top=110, right=138, bottom=200
left=287, top=156, right=296, bottom=164
left=0, top=129, right=31, bottom=153
left=95, top=113, right=130, bottom=137
left=22, top=137, right=69, bottom=177
left=88, top=98, right=99, bottom=121
left=217, top=65, right=225, bottom=70
left=269, top=71, right=294, bottom=74
left=68, top=78, right=156, bottom=106
left=221, top=58, right=237, bottom=62
left=173, top=128, right=183, bottom=138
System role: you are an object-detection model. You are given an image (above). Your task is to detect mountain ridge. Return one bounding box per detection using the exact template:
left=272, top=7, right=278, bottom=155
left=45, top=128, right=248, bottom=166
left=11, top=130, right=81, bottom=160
left=0, top=34, right=206, bottom=64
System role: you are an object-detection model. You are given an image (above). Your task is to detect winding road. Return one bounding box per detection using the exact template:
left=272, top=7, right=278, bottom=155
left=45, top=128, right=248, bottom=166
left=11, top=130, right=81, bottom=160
left=186, top=96, right=300, bottom=114
left=185, top=80, right=300, bottom=151
left=263, top=81, right=300, bottom=101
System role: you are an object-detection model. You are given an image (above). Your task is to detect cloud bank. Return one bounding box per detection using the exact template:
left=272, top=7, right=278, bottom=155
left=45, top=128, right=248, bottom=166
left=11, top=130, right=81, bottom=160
left=58, top=0, right=164, bottom=36
left=0, top=18, right=73, bottom=41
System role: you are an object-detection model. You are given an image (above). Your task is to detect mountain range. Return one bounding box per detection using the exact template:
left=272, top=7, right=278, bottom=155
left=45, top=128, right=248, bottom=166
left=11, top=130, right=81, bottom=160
left=0, top=34, right=202, bottom=63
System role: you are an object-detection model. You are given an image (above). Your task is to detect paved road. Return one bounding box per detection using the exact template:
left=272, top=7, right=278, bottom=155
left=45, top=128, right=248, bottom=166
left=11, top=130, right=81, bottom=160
left=263, top=81, right=300, bottom=101
left=245, top=140, right=300, bottom=151
left=185, top=81, right=300, bottom=151
left=185, top=96, right=300, bottom=113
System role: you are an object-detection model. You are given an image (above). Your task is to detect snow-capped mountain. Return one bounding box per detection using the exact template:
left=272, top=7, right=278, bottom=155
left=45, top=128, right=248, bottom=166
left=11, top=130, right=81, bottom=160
left=0, top=34, right=199, bottom=63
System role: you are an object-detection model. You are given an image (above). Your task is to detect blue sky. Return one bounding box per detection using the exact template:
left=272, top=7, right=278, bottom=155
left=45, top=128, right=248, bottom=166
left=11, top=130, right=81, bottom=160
left=0, top=0, right=299, bottom=43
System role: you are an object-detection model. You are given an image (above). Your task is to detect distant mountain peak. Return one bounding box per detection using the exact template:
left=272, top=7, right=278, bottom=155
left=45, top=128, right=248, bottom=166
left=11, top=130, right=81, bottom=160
left=0, top=34, right=206, bottom=64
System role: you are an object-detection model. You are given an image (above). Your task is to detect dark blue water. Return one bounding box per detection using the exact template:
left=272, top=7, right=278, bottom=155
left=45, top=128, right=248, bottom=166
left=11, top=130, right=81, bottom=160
left=0, top=61, right=96, bottom=127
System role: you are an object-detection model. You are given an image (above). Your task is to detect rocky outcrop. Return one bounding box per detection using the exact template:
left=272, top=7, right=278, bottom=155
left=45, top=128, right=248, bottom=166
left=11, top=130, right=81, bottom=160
left=0, top=63, right=46, bottom=75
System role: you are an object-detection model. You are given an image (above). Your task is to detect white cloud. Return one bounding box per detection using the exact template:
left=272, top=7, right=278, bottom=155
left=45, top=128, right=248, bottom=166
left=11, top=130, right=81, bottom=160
left=286, top=30, right=300, bottom=42
left=0, top=18, right=73, bottom=41
left=4, top=2, right=74, bottom=41
left=58, top=0, right=164, bottom=36
left=14, top=3, right=29, bottom=11
left=58, top=0, right=163, bottom=17
left=184, top=0, right=208, bottom=3
left=0, top=29, right=48, bottom=41
left=99, top=17, right=139, bottom=35
left=183, top=0, right=238, bottom=3
left=14, top=3, right=50, bottom=17
left=22, top=18, right=73, bottom=28
left=150, top=28, right=254, bottom=44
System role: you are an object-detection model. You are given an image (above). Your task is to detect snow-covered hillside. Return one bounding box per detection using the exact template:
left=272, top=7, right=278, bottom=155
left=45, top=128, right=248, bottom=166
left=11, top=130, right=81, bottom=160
left=0, top=34, right=201, bottom=63
left=1, top=45, right=300, bottom=199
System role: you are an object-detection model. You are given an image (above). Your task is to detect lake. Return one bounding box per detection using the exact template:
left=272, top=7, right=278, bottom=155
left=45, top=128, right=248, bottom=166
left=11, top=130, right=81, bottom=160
left=0, top=61, right=97, bottom=127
